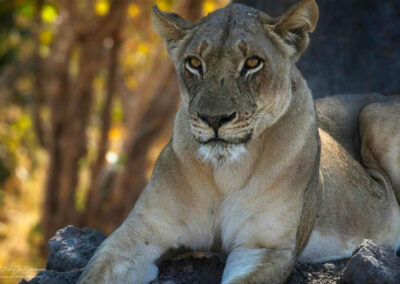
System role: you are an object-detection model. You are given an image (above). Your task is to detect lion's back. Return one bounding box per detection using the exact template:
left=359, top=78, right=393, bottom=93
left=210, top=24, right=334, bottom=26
left=315, top=93, right=389, bottom=162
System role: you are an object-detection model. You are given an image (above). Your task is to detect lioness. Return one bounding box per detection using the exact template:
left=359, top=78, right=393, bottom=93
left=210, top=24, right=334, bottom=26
left=78, top=1, right=400, bottom=283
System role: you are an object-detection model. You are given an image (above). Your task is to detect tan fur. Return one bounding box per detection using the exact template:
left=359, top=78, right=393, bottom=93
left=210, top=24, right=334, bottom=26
left=359, top=101, right=400, bottom=203
left=271, top=0, right=319, bottom=60
left=78, top=1, right=400, bottom=283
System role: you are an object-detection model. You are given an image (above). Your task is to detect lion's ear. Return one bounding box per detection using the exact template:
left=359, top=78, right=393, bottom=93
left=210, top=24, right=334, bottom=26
left=271, top=0, right=318, bottom=61
left=152, top=5, right=193, bottom=55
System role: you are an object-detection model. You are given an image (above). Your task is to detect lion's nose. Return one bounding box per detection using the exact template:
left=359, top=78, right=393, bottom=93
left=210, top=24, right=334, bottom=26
left=198, top=112, right=236, bottom=131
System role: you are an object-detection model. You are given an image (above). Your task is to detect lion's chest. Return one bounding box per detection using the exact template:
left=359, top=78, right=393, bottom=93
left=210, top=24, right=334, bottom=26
left=217, top=183, right=303, bottom=253
left=183, top=161, right=304, bottom=253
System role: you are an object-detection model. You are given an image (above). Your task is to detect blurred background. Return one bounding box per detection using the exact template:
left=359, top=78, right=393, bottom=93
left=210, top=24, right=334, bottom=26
left=0, top=0, right=398, bottom=282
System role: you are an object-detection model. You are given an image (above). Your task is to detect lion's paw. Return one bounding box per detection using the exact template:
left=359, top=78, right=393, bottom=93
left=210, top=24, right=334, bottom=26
left=77, top=249, right=158, bottom=284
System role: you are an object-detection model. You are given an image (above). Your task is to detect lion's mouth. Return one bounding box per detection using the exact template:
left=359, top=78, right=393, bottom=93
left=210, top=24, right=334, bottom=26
left=198, top=132, right=253, bottom=145
left=201, top=137, right=229, bottom=144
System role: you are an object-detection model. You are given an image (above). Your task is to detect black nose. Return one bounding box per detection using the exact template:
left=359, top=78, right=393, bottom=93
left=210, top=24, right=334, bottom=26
left=198, top=112, right=237, bottom=131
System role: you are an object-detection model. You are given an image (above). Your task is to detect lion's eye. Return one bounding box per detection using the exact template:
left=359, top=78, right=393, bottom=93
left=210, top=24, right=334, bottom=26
left=245, top=57, right=261, bottom=68
left=241, top=56, right=263, bottom=77
left=189, top=58, right=201, bottom=68
left=185, top=57, right=203, bottom=75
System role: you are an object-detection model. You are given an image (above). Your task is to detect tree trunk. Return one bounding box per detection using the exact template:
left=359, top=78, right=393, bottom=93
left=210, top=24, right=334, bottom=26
left=42, top=0, right=129, bottom=241
left=84, top=33, right=120, bottom=226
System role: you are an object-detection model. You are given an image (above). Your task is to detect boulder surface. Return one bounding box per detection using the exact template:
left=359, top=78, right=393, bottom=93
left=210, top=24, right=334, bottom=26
left=20, top=226, right=400, bottom=284
left=341, top=239, right=400, bottom=284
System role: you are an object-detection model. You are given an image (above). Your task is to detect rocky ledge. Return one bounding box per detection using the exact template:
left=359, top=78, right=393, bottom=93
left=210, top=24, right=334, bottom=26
left=21, top=226, right=400, bottom=284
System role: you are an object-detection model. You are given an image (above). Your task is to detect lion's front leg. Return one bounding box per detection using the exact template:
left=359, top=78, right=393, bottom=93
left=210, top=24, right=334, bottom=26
left=222, top=247, right=295, bottom=284
left=77, top=143, right=214, bottom=283
left=77, top=236, right=160, bottom=284
left=77, top=209, right=174, bottom=284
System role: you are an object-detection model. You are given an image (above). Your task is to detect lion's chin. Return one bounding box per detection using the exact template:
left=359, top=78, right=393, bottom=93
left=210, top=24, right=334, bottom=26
left=197, top=142, right=247, bottom=167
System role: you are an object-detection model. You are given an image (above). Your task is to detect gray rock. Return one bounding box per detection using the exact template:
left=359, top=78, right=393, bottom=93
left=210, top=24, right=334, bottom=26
left=46, top=225, right=106, bottom=272
left=20, top=226, right=106, bottom=284
left=22, top=226, right=400, bottom=284
left=182, top=264, right=193, bottom=274
left=323, top=263, right=336, bottom=271
left=341, top=239, right=400, bottom=284
left=21, top=226, right=346, bottom=284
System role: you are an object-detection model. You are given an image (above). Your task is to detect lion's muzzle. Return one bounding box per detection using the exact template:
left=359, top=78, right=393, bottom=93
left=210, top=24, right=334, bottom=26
left=190, top=111, right=253, bottom=145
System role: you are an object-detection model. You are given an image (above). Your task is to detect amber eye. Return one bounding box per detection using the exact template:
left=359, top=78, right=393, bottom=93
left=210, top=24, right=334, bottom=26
left=245, top=57, right=261, bottom=69
left=189, top=58, right=201, bottom=68
left=189, top=58, right=202, bottom=68
left=241, top=56, right=263, bottom=77
left=185, top=57, right=203, bottom=75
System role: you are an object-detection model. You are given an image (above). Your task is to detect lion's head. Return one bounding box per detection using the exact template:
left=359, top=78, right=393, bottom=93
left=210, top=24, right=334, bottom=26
left=153, top=0, right=318, bottom=165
